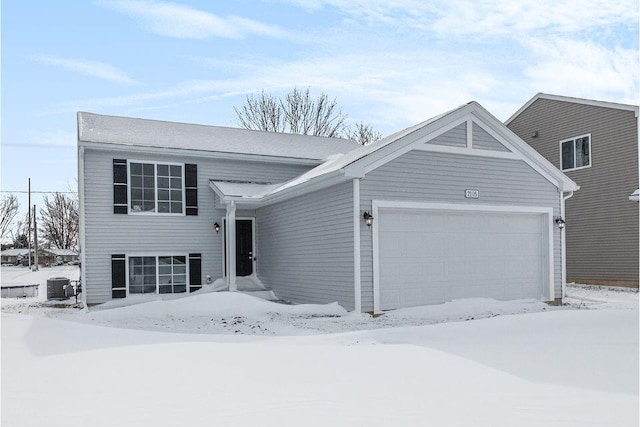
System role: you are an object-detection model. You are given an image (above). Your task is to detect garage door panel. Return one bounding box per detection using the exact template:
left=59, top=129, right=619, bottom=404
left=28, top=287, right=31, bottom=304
left=378, top=208, right=547, bottom=310
left=402, top=236, right=424, bottom=256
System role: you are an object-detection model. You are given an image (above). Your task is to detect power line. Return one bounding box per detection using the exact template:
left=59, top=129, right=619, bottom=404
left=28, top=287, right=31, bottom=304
left=1, top=190, right=76, bottom=194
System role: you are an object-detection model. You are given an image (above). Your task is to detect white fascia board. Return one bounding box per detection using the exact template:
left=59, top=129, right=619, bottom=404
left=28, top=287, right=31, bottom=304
left=78, top=140, right=323, bottom=166
left=210, top=169, right=349, bottom=209
left=506, top=92, right=639, bottom=125
left=256, top=170, right=348, bottom=208
left=346, top=105, right=476, bottom=176
left=470, top=107, right=579, bottom=192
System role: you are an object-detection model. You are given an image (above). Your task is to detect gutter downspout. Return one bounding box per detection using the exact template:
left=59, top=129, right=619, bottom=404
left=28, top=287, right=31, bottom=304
left=561, top=191, right=574, bottom=299
left=353, top=178, right=362, bottom=313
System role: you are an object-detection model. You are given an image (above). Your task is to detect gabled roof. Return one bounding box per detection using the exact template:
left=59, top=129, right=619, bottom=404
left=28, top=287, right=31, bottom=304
left=505, top=93, right=640, bottom=125
left=1, top=248, right=29, bottom=257
left=210, top=101, right=578, bottom=207
left=78, top=112, right=360, bottom=162
left=42, top=248, right=78, bottom=256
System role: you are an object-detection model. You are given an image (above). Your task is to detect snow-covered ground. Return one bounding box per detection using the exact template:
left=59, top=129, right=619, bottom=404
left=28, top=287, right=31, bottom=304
left=1, top=266, right=638, bottom=426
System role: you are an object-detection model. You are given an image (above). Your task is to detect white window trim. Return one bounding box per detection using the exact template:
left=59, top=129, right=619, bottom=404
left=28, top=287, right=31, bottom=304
left=125, top=253, right=190, bottom=296
left=559, top=134, right=592, bottom=172
left=371, top=200, right=555, bottom=314
left=127, top=160, right=187, bottom=216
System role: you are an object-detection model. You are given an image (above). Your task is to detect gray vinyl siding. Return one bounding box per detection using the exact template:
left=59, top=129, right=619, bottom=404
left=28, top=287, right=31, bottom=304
left=473, top=123, right=510, bottom=151
left=256, top=182, right=354, bottom=310
left=508, top=99, right=639, bottom=285
left=359, top=150, right=562, bottom=312
left=428, top=122, right=466, bottom=147
left=82, top=147, right=312, bottom=304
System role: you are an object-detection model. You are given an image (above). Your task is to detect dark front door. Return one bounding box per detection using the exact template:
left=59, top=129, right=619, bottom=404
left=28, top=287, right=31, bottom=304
left=236, top=220, right=253, bottom=276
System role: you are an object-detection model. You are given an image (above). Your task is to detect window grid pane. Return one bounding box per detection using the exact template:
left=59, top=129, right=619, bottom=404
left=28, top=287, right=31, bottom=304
left=154, top=256, right=187, bottom=293
left=130, top=162, right=156, bottom=212
left=561, top=141, right=574, bottom=171
left=129, top=256, right=157, bottom=294
left=157, top=165, right=183, bottom=213
left=576, top=136, right=590, bottom=168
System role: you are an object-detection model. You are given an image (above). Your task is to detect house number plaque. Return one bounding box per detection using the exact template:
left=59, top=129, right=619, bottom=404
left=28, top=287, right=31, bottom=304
left=465, top=189, right=479, bottom=199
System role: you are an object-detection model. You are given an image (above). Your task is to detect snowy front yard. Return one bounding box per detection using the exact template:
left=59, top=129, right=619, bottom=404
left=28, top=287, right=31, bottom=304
left=1, top=266, right=638, bottom=426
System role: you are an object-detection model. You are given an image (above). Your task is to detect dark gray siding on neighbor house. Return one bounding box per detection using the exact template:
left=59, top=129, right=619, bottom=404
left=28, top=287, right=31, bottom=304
left=508, top=99, right=639, bottom=286
left=359, top=150, right=562, bottom=312
left=82, top=147, right=312, bottom=304
left=256, top=182, right=354, bottom=310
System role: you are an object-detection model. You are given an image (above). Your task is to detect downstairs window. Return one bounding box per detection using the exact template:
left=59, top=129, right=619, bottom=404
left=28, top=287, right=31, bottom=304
left=128, top=255, right=187, bottom=294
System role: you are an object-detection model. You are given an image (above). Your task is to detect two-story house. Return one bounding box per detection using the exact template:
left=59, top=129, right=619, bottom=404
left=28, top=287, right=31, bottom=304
left=78, top=101, right=578, bottom=311
left=506, top=93, right=639, bottom=287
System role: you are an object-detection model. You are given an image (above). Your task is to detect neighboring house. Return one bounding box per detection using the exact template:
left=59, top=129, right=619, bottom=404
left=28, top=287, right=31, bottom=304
left=1, top=248, right=30, bottom=265
left=78, top=102, right=578, bottom=312
left=506, top=93, right=639, bottom=288
left=1, top=248, right=78, bottom=266
left=40, top=248, right=79, bottom=265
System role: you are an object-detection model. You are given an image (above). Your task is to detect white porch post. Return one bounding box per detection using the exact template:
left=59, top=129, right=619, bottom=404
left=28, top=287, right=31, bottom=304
left=353, top=178, right=362, bottom=313
left=226, top=201, right=237, bottom=291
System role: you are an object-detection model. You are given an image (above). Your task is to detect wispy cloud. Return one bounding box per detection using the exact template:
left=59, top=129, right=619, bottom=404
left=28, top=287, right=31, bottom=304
left=522, top=37, right=639, bottom=103
left=42, top=51, right=504, bottom=129
left=279, top=0, right=638, bottom=37
left=100, top=0, right=290, bottom=39
left=30, top=55, right=138, bottom=85
left=3, top=130, right=77, bottom=148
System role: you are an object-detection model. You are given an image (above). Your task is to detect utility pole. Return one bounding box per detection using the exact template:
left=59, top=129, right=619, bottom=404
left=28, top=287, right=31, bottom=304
left=33, top=204, right=39, bottom=271
left=28, top=178, right=31, bottom=269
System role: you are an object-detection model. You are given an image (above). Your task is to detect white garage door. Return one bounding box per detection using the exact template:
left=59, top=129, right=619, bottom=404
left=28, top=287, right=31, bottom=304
left=378, top=208, right=548, bottom=310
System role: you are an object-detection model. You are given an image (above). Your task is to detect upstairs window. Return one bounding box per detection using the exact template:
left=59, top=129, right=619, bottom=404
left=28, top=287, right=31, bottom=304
left=560, top=134, right=591, bottom=171
left=129, top=162, right=184, bottom=214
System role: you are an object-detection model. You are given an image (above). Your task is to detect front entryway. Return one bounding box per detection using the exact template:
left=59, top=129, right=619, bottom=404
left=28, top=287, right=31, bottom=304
left=224, top=219, right=254, bottom=277
left=236, top=220, right=253, bottom=276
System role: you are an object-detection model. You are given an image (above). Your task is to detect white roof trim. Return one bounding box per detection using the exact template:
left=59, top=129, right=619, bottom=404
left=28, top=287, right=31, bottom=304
left=344, top=102, right=578, bottom=192
left=209, top=180, right=281, bottom=200
left=470, top=107, right=578, bottom=191
left=506, top=92, right=640, bottom=125
left=80, top=140, right=322, bottom=166
left=209, top=101, right=578, bottom=207
left=77, top=111, right=359, bottom=162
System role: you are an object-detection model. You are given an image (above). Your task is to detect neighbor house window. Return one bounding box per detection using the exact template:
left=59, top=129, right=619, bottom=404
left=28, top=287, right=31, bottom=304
left=129, top=162, right=184, bottom=213
left=560, top=134, right=591, bottom=171
left=128, top=255, right=187, bottom=294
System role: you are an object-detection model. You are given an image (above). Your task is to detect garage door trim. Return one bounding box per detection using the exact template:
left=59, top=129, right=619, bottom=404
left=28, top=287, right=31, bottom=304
left=372, top=200, right=555, bottom=313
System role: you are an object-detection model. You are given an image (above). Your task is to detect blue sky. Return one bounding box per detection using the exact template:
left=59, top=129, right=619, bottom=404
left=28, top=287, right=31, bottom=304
left=1, top=0, right=639, bottom=218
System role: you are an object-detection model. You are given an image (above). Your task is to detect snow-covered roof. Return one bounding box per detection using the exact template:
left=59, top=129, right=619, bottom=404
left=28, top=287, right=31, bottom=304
left=209, top=180, right=281, bottom=199
left=78, top=112, right=360, bottom=161
left=505, top=93, right=640, bottom=125
left=42, top=248, right=78, bottom=256
left=1, top=248, right=29, bottom=257
left=209, top=101, right=578, bottom=206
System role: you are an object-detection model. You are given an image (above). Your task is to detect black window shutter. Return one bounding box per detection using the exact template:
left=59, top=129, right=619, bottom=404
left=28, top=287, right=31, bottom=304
left=111, top=254, right=126, bottom=298
left=185, top=164, right=198, bottom=216
left=189, top=253, right=202, bottom=292
left=113, top=159, right=128, bottom=214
